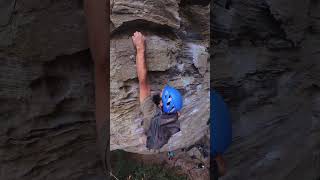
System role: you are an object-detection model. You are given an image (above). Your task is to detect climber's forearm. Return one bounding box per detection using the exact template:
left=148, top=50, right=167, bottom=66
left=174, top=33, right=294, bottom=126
left=136, top=51, right=147, bottom=82
left=136, top=51, right=150, bottom=103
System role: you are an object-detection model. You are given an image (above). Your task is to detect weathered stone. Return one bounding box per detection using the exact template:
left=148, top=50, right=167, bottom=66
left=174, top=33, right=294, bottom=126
left=310, top=0, right=320, bottom=19
left=187, top=147, right=206, bottom=162
left=111, top=0, right=181, bottom=30
left=0, top=4, right=210, bottom=179
left=0, top=51, right=102, bottom=180
left=110, top=3, right=210, bottom=153
left=5, top=0, right=88, bottom=61
left=211, top=5, right=233, bottom=37
left=0, top=0, right=15, bottom=26
left=188, top=43, right=209, bottom=76
left=3, top=0, right=320, bottom=179
left=212, top=0, right=320, bottom=179
left=0, top=27, right=13, bottom=48
left=180, top=5, right=210, bottom=41
left=0, top=1, right=100, bottom=179
left=110, top=32, right=210, bottom=153
left=266, top=0, right=310, bottom=44
left=267, top=37, right=293, bottom=50
left=110, top=35, right=180, bottom=82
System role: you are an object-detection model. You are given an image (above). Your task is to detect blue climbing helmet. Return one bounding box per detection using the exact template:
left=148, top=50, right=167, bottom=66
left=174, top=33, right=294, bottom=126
left=161, top=85, right=183, bottom=113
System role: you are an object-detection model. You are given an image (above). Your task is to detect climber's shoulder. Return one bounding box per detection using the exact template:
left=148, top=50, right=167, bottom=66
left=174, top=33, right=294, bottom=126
left=141, top=96, right=156, bottom=113
left=141, top=95, right=157, bottom=131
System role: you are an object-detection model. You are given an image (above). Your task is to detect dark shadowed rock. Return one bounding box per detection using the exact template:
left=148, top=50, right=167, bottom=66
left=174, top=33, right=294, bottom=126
left=2, top=0, right=88, bottom=61
left=212, top=0, right=320, bottom=179
left=266, top=37, right=293, bottom=50
left=0, top=0, right=101, bottom=179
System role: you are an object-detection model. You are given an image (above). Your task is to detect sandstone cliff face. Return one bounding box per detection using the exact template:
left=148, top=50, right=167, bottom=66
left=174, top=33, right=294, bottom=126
left=110, top=0, right=210, bottom=153
left=212, top=0, right=320, bottom=179
left=0, top=1, right=103, bottom=179
left=0, top=0, right=210, bottom=179
left=1, top=0, right=319, bottom=179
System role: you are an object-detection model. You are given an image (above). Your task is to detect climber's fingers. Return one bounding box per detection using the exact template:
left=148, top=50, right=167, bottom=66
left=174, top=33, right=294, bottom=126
left=132, top=31, right=145, bottom=41
left=132, top=31, right=145, bottom=51
left=133, top=31, right=142, bottom=37
left=134, top=31, right=140, bottom=37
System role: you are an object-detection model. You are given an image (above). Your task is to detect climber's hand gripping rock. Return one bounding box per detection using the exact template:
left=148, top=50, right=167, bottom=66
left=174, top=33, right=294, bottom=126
left=132, top=31, right=145, bottom=52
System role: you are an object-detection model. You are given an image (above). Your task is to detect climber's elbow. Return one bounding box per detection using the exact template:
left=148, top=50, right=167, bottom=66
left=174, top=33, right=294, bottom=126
left=139, top=80, right=150, bottom=103
left=137, top=68, right=148, bottom=83
left=139, top=79, right=149, bottom=91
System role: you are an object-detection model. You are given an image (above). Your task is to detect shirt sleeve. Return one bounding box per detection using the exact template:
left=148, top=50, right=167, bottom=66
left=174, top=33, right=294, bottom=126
left=141, top=96, right=157, bottom=131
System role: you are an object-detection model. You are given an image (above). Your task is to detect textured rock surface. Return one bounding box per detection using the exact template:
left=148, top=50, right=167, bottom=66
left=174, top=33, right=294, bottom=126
left=110, top=0, right=181, bottom=29
left=2, top=0, right=319, bottom=179
left=0, top=0, right=104, bottom=179
left=0, top=0, right=210, bottom=179
left=110, top=1, right=210, bottom=153
left=212, top=0, right=320, bottom=179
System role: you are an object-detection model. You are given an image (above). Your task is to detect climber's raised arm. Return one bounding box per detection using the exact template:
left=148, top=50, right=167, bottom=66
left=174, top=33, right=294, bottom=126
left=132, top=32, right=151, bottom=103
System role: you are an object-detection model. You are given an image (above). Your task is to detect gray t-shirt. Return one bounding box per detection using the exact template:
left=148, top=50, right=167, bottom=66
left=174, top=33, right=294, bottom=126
left=141, top=96, right=158, bottom=131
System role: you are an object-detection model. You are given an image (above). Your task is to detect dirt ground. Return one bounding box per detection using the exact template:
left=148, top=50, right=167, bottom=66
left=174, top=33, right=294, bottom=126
left=130, top=137, right=210, bottom=180
left=132, top=152, right=209, bottom=180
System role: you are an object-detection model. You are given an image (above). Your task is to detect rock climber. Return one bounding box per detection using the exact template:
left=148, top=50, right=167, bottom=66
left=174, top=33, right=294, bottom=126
left=132, top=31, right=183, bottom=150
left=210, top=90, right=232, bottom=179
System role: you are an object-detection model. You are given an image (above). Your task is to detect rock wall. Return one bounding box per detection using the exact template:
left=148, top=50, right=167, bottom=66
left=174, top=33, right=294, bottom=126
left=110, top=0, right=210, bottom=153
left=0, top=0, right=210, bottom=179
left=0, top=0, right=104, bottom=179
left=1, top=0, right=319, bottom=179
left=212, top=0, right=320, bottom=179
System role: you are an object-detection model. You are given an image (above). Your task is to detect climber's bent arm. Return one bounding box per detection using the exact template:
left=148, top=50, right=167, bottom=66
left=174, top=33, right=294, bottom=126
left=132, top=32, right=150, bottom=103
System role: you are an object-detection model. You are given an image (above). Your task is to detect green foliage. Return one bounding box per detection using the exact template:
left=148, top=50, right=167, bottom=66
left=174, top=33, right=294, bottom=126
left=111, top=150, right=188, bottom=180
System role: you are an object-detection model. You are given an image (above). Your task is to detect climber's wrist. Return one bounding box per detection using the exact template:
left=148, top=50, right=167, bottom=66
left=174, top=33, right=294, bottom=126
left=136, top=51, right=145, bottom=63
left=136, top=48, right=145, bottom=55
